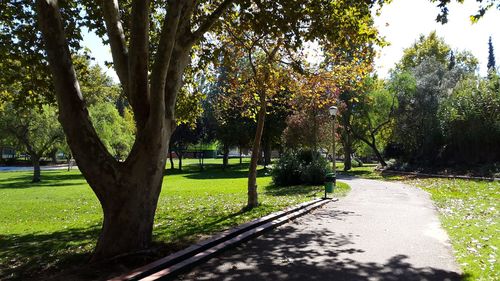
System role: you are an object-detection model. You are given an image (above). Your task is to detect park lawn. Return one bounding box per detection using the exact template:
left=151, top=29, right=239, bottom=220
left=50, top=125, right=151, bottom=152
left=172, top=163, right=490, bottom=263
left=0, top=158, right=350, bottom=280
left=408, top=178, right=499, bottom=281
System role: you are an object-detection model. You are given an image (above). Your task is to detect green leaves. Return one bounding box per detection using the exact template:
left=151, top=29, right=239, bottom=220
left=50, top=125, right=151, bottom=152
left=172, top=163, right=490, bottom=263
left=88, top=103, right=135, bottom=160
left=0, top=103, right=64, bottom=157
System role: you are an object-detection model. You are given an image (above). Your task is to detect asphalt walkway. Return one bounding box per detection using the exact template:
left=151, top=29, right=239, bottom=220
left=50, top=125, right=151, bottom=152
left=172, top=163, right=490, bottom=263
left=176, top=177, right=461, bottom=281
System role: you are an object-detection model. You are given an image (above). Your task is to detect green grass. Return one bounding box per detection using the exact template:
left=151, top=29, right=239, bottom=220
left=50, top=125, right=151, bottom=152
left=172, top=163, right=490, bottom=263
left=408, top=178, right=499, bottom=281
left=0, top=158, right=349, bottom=280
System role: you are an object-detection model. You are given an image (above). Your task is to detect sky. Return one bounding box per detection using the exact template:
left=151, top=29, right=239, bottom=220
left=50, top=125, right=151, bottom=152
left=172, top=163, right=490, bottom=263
left=82, top=0, right=500, bottom=81
left=373, top=0, right=500, bottom=78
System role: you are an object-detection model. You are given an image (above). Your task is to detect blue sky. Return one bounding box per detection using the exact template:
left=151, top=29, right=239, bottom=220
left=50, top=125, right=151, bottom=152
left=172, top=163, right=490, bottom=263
left=82, top=0, right=500, bottom=81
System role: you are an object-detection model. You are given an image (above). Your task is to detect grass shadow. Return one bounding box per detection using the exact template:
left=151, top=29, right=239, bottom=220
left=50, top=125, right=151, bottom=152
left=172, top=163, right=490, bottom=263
left=165, top=162, right=269, bottom=180
left=263, top=184, right=323, bottom=197
left=0, top=172, right=86, bottom=189
left=0, top=224, right=100, bottom=281
left=154, top=208, right=252, bottom=246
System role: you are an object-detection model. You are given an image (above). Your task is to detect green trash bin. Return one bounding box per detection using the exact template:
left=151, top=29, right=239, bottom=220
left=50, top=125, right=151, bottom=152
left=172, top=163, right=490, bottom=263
left=324, top=173, right=336, bottom=193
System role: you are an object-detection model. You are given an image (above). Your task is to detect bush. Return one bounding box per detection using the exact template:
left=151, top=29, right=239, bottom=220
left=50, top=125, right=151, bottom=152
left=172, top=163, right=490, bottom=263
left=272, top=149, right=329, bottom=186
left=270, top=152, right=302, bottom=186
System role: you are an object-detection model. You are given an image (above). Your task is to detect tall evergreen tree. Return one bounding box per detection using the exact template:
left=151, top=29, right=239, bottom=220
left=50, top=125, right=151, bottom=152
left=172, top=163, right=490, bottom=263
left=448, top=50, right=456, bottom=70
left=487, top=36, right=496, bottom=72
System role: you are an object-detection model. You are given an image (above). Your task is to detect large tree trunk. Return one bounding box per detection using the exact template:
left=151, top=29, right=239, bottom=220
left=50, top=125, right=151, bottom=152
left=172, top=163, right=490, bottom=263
left=32, top=155, right=41, bottom=183
left=247, top=94, right=266, bottom=209
left=92, top=150, right=167, bottom=261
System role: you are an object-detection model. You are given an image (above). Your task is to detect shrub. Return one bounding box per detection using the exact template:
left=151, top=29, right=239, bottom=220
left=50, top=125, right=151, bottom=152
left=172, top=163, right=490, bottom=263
left=272, top=149, right=329, bottom=186
left=271, top=152, right=302, bottom=186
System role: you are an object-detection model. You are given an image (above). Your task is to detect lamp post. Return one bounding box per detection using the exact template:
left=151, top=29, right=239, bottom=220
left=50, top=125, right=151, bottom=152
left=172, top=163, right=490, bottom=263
left=329, top=106, right=338, bottom=186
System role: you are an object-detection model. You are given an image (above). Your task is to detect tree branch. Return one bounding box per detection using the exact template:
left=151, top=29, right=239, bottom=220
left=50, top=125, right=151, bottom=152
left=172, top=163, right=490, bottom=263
left=161, top=1, right=197, bottom=125
left=128, top=0, right=151, bottom=129
left=36, top=0, right=118, bottom=199
left=39, top=134, right=62, bottom=156
left=99, top=0, right=129, bottom=90
left=150, top=0, right=183, bottom=117
left=189, top=0, right=235, bottom=43
left=372, top=93, right=397, bottom=135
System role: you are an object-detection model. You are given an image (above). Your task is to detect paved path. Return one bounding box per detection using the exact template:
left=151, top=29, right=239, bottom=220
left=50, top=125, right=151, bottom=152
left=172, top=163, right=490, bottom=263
left=176, top=177, right=461, bottom=281
left=0, top=165, right=75, bottom=172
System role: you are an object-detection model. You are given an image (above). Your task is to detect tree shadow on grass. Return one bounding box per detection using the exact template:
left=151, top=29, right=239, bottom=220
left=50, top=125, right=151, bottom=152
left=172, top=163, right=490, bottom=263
left=165, top=164, right=269, bottom=180
left=176, top=209, right=466, bottom=281
left=263, top=184, right=323, bottom=197
left=0, top=206, right=259, bottom=281
left=338, top=169, right=402, bottom=181
left=0, top=225, right=100, bottom=281
left=0, top=172, right=85, bottom=189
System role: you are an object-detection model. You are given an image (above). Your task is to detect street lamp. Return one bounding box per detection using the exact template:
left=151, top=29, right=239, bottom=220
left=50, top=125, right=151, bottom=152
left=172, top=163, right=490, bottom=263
left=329, top=105, right=338, bottom=187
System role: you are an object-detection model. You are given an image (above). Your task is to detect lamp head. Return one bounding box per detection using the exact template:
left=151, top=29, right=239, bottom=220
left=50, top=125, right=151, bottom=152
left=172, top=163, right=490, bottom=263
left=329, top=106, right=338, bottom=116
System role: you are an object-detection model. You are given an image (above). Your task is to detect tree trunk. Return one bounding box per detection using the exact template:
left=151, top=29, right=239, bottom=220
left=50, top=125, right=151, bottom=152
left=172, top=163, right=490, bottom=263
left=199, top=151, right=204, bottom=171
left=32, top=155, right=41, bottom=183
left=352, top=131, right=388, bottom=168
left=169, top=150, right=175, bottom=170
left=177, top=152, right=183, bottom=171
left=50, top=149, right=58, bottom=164
left=247, top=94, right=266, bottom=209
left=239, top=146, right=243, bottom=164
left=91, top=152, right=167, bottom=261
left=343, top=133, right=352, bottom=171
left=263, top=141, right=271, bottom=168
left=222, top=144, right=229, bottom=169
left=370, top=143, right=387, bottom=167
left=67, top=154, right=72, bottom=171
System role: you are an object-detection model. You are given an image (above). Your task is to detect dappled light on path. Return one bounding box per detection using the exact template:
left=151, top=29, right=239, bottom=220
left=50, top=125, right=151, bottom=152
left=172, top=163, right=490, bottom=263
left=178, top=177, right=463, bottom=281
left=180, top=207, right=462, bottom=281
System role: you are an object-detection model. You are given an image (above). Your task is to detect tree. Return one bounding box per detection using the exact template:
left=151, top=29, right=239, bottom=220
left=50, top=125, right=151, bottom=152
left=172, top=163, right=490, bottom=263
left=348, top=77, right=396, bottom=167
left=398, top=31, right=451, bottom=71
left=488, top=36, right=496, bottom=75
left=390, top=33, right=478, bottom=163
left=438, top=75, right=500, bottom=163
left=169, top=123, right=202, bottom=171
left=216, top=0, right=384, bottom=208
left=0, top=104, right=64, bottom=182
left=206, top=58, right=255, bottom=169
left=261, top=89, right=291, bottom=166
left=1, top=0, right=387, bottom=260
left=31, top=0, right=240, bottom=261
